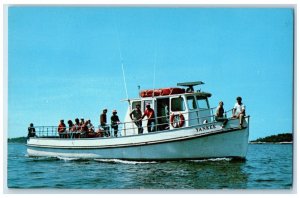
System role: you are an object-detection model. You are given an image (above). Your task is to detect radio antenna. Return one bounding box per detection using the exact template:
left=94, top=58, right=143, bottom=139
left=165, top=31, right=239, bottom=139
left=152, top=43, right=157, bottom=97
left=113, top=12, right=129, bottom=100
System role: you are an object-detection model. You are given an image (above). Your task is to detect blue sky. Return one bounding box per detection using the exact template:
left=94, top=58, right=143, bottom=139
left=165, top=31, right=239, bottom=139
left=8, top=7, right=294, bottom=140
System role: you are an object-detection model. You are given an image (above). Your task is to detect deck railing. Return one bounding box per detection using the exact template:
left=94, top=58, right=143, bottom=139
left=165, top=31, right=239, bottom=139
left=28, top=107, right=241, bottom=139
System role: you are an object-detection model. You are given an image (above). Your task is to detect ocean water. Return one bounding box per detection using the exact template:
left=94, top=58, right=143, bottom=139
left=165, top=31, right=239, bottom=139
left=6, top=143, right=293, bottom=190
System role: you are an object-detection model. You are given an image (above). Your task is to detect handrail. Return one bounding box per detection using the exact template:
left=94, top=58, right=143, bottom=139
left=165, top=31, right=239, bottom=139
left=29, top=106, right=238, bottom=139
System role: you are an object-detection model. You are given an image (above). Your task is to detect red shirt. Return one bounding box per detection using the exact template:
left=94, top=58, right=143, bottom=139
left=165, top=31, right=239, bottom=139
left=143, top=108, right=155, bottom=119
left=58, top=123, right=66, bottom=133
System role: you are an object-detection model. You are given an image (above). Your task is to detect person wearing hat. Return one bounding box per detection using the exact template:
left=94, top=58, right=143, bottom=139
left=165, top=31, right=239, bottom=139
left=141, top=103, right=156, bottom=132
left=111, top=110, right=120, bottom=137
left=215, top=101, right=228, bottom=128
left=100, top=109, right=110, bottom=137
left=130, top=104, right=143, bottom=134
left=58, top=119, right=66, bottom=138
left=232, top=96, right=246, bottom=128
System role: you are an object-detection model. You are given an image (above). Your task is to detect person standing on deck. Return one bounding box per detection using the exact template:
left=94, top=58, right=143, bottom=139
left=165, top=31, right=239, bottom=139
left=130, top=104, right=143, bottom=134
left=232, top=96, right=246, bottom=128
left=111, top=110, right=120, bottom=137
left=141, top=103, right=156, bottom=132
left=100, top=109, right=110, bottom=136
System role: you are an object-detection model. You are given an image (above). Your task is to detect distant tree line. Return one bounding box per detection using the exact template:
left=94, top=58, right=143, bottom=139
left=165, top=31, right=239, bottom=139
left=7, top=137, right=27, bottom=143
left=251, top=133, right=293, bottom=143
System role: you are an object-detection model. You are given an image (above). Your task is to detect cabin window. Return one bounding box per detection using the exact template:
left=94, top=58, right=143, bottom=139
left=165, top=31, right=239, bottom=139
left=132, top=101, right=141, bottom=110
left=196, top=96, right=208, bottom=109
left=187, top=96, right=197, bottom=110
left=144, top=100, right=153, bottom=110
left=171, top=97, right=186, bottom=111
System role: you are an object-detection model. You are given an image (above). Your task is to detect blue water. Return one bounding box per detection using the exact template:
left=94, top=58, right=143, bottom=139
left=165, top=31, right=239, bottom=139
left=7, top=143, right=293, bottom=189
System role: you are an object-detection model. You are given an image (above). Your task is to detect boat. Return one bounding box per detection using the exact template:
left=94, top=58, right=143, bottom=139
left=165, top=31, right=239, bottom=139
left=26, top=81, right=250, bottom=161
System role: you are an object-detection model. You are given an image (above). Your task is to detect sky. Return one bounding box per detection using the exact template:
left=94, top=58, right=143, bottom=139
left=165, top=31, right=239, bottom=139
left=7, top=6, right=294, bottom=140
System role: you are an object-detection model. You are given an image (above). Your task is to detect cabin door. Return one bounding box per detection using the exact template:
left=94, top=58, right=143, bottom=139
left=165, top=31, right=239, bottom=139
left=156, top=98, right=170, bottom=131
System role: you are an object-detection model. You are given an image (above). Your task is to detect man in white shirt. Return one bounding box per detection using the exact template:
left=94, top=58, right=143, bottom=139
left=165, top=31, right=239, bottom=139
left=232, top=96, right=246, bottom=128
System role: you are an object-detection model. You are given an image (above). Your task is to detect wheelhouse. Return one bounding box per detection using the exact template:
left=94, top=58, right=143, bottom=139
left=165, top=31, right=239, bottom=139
left=123, top=81, right=213, bottom=136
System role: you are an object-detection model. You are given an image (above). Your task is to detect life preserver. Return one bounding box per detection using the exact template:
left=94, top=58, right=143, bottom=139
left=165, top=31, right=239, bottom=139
left=170, top=113, right=185, bottom=128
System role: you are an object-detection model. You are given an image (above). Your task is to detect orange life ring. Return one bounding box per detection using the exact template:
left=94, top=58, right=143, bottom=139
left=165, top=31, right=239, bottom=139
left=170, top=113, right=185, bottom=128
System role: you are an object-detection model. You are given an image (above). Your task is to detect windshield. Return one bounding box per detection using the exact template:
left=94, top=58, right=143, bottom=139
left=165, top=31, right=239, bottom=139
left=196, top=96, right=208, bottom=109
left=187, top=96, right=197, bottom=110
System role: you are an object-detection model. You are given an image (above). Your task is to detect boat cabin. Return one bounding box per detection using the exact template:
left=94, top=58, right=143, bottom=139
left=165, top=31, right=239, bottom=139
left=123, top=81, right=213, bottom=136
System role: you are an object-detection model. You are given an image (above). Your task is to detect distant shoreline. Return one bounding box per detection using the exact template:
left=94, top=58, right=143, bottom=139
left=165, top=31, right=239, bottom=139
left=8, top=137, right=27, bottom=144
left=249, top=142, right=292, bottom=144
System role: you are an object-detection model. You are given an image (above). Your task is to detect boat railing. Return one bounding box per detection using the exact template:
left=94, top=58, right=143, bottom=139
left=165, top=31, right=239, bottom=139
left=29, top=107, right=243, bottom=139
left=106, top=107, right=220, bottom=136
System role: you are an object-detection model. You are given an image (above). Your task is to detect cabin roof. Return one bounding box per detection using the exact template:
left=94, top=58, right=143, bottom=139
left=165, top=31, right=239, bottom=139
left=187, top=91, right=212, bottom=97
left=123, top=91, right=212, bottom=102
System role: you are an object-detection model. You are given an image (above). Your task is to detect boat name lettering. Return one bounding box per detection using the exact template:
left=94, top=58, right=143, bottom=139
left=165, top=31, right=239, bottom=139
left=195, top=124, right=216, bottom=132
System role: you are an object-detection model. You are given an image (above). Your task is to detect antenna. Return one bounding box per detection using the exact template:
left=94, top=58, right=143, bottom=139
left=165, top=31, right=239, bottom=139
left=152, top=43, right=157, bottom=97
left=112, top=11, right=129, bottom=101
left=120, top=58, right=129, bottom=100
left=112, top=11, right=134, bottom=136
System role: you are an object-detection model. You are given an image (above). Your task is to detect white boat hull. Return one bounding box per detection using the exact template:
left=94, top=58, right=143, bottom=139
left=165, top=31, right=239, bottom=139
left=27, top=119, right=249, bottom=160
